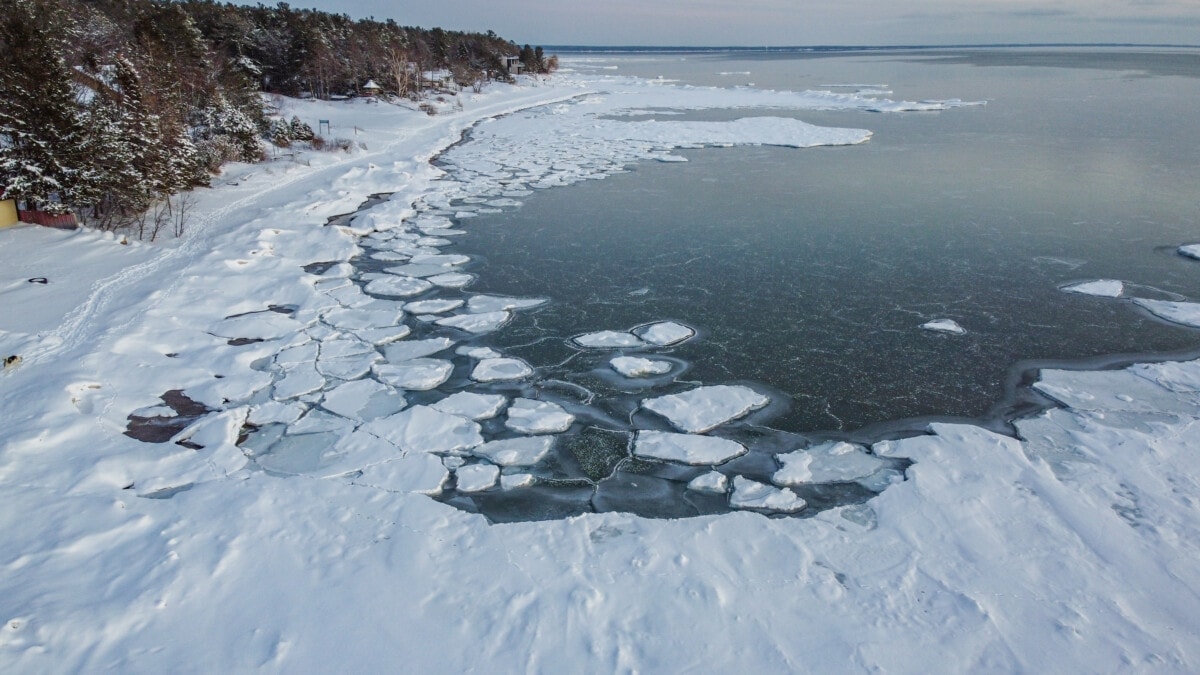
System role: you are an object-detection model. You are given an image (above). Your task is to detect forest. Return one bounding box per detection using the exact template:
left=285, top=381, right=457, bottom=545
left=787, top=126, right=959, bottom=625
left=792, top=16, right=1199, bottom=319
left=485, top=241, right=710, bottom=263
left=0, top=0, right=551, bottom=236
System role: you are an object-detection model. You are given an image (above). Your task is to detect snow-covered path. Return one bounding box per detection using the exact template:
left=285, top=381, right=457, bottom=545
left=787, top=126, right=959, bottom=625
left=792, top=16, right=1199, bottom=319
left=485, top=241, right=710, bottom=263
left=2, top=74, right=1200, bottom=673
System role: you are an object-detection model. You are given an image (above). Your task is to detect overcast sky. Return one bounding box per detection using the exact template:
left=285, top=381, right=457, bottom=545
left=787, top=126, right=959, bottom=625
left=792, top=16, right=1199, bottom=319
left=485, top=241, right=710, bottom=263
left=261, top=0, right=1200, bottom=46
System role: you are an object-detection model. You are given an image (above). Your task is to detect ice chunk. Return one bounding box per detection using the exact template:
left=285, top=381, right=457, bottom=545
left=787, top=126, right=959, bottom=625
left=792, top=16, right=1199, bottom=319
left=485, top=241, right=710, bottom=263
left=634, top=321, right=695, bottom=346
left=383, top=337, right=455, bottom=361
left=921, top=319, right=966, bottom=335
left=321, top=379, right=406, bottom=421
left=473, top=436, right=555, bottom=466
left=1061, top=280, right=1124, bottom=298
left=409, top=253, right=470, bottom=267
left=364, top=275, right=434, bottom=298
left=1179, top=244, right=1200, bottom=260
left=501, top=473, right=536, bottom=490
left=372, top=359, right=454, bottom=390
left=362, top=405, right=483, bottom=454
left=642, top=385, right=770, bottom=433
left=436, top=310, right=511, bottom=333
left=403, top=298, right=464, bottom=314
left=729, top=476, right=807, bottom=512
left=315, top=353, right=379, bottom=380
left=248, top=400, right=306, bottom=426
left=1133, top=299, right=1200, bottom=328
left=455, top=463, right=500, bottom=492
left=773, top=441, right=886, bottom=485
left=634, top=430, right=747, bottom=465
left=430, top=392, right=508, bottom=420
left=573, top=330, right=644, bottom=348
left=687, top=471, right=729, bottom=494
left=274, top=341, right=318, bottom=367
left=471, top=357, right=534, bottom=382
left=318, top=338, right=375, bottom=359
left=466, top=295, right=546, bottom=313
left=428, top=272, right=475, bottom=288
left=287, top=408, right=355, bottom=436
left=505, top=398, right=575, bottom=434
left=456, top=346, right=503, bottom=359
left=610, top=356, right=672, bottom=378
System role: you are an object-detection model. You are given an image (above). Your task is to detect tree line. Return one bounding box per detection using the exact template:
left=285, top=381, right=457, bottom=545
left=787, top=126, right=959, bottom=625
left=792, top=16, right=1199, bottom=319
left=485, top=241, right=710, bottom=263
left=0, top=0, right=551, bottom=236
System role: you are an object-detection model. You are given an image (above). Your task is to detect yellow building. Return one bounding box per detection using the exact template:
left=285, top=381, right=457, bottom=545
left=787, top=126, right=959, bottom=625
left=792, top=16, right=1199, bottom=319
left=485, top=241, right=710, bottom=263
left=0, top=199, right=19, bottom=228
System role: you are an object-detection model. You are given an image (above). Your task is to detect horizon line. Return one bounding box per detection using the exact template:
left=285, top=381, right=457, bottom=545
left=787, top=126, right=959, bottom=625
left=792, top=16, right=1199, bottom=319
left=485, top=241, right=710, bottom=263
left=539, top=42, right=1200, bottom=51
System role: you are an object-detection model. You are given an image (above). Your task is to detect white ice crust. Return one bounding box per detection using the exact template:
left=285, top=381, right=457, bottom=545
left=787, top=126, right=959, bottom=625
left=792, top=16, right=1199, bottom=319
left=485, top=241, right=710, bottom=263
left=773, top=441, right=886, bottom=486
left=642, top=385, right=770, bottom=433
left=573, top=330, right=644, bottom=348
left=687, top=471, right=729, bottom=494
left=1133, top=298, right=1200, bottom=328
left=729, top=476, right=807, bottom=512
left=610, top=356, right=673, bottom=378
left=471, top=357, right=534, bottom=382
left=634, top=430, right=747, bottom=465
left=472, top=436, right=555, bottom=467
left=1179, top=244, right=1200, bottom=260
left=921, top=319, right=966, bottom=335
left=1061, top=279, right=1124, bottom=297
left=634, top=320, right=695, bottom=346
left=429, top=392, right=508, bottom=420
left=505, top=398, right=575, bottom=434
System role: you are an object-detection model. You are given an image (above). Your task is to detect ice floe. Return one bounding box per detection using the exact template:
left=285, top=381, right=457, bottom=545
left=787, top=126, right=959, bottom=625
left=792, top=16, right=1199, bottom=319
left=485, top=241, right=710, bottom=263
left=372, top=359, right=454, bottom=390
left=471, top=357, right=534, bottom=382
left=321, top=379, right=406, bottom=421
left=1062, top=280, right=1124, bottom=297
left=687, top=471, right=729, bottom=494
left=430, top=392, right=508, bottom=420
left=363, top=275, right=434, bottom=298
left=610, top=356, right=673, bottom=378
left=455, top=463, right=500, bottom=492
left=773, top=441, right=886, bottom=485
left=634, top=430, right=747, bottom=465
left=472, top=436, right=555, bottom=466
left=352, top=454, right=449, bottom=495
left=465, top=294, right=546, bottom=313
left=642, top=385, right=770, bottom=433
left=436, top=310, right=511, bottom=333
left=210, top=311, right=306, bottom=340
left=500, top=472, right=537, bottom=489
left=1179, top=244, right=1200, bottom=260
left=505, top=398, right=575, bottom=434
left=1133, top=298, right=1200, bottom=328
left=729, top=476, right=807, bottom=512
left=362, top=405, right=482, bottom=454
left=402, top=298, right=464, bottom=314
left=634, top=320, right=695, bottom=346
left=382, top=337, right=455, bottom=361
left=921, top=319, right=966, bottom=335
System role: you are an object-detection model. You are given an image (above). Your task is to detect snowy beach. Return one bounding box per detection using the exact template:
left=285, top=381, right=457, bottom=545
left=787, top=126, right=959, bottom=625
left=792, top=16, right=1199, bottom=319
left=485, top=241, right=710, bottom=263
left=3, top=58, right=1200, bottom=672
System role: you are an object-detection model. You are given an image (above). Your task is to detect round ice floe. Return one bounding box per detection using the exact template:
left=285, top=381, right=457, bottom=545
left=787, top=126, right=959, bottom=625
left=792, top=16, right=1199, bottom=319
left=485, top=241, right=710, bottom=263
left=634, top=430, right=747, bottom=465
left=455, top=463, right=500, bottom=492
left=456, top=346, right=503, bottom=360
left=369, top=251, right=409, bottom=262
left=1061, top=280, right=1124, bottom=298
left=573, top=330, right=644, bottom=348
left=505, top=398, right=575, bottom=434
left=634, top=321, right=695, bottom=346
left=321, top=379, right=406, bottom=422
left=773, top=441, right=886, bottom=486
left=383, top=337, right=455, bottom=362
left=408, top=253, right=470, bottom=267
left=430, top=392, right=508, bottom=420
left=466, top=295, right=547, bottom=313
left=1179, top=244, right=1200, bottom=260
left=364, top=275, right=434, bottom=298
left=436, top=310, right=511, bottom=334
left=361, top=405, right=482, bottom=454
left=687, top=471, right=729, bottom=494
left=403, top=298, right=464, bottom=314
left=920, top=319, right=966, bottom=335
left=729, top=476, right=807, bottom=513
left=641, top=385, right=770, bottom=433
left=471, top=357, right=534, bottom=382
left=610, top=356, right=673, bottom=378
left=473, top=436, right=555, bottom=466
left=372, top=359, right=453, bottom=390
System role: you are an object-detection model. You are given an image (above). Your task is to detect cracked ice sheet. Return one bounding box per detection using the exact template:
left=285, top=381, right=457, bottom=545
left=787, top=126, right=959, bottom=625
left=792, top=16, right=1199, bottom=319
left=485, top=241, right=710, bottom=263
left=6, top=75, right=1200, bottom=675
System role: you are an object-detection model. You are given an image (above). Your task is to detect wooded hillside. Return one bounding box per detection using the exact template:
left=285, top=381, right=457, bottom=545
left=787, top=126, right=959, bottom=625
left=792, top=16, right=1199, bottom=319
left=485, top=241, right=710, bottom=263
left=0, top=0, right=546, bottom=236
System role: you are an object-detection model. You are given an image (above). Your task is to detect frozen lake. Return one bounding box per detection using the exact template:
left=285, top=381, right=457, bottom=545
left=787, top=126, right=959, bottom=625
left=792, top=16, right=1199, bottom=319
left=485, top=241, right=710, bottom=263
left=449, top=48, right=1200, bottom=434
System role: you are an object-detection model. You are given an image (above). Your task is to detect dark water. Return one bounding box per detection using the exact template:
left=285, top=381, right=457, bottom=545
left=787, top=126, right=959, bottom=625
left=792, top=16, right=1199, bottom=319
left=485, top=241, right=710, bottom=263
left=451, top=49, right=1200, bottom=434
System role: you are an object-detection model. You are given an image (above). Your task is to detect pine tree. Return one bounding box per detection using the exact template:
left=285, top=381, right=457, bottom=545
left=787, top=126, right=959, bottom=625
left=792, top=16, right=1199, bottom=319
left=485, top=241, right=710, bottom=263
left=0, top=0, right=87, bottom=213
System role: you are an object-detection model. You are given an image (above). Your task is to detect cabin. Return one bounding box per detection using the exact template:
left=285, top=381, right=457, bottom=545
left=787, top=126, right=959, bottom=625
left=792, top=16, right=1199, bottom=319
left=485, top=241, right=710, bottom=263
left=504, top=55, right=523, bottom=75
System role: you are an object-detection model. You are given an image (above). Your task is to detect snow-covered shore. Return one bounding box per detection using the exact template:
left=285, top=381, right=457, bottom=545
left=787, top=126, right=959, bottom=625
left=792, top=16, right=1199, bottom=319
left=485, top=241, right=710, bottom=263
left=2, top=71, right=1200, bottom=672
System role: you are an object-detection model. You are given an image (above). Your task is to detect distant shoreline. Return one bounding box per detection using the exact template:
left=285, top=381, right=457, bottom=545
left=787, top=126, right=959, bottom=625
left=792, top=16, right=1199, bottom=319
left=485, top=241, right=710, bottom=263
left=546, top=43, right=1200, bottom=54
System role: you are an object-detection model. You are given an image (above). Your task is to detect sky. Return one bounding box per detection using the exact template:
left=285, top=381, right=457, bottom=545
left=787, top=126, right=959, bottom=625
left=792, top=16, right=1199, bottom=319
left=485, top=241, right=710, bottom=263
left=260, top=0, right=1200, bottom=47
